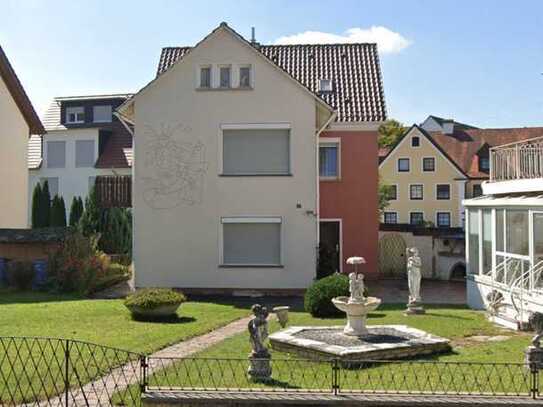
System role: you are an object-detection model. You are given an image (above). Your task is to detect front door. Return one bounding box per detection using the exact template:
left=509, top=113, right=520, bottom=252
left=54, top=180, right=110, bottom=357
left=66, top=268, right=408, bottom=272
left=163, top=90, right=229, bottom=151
left=319, top=220, right=341, bottom=278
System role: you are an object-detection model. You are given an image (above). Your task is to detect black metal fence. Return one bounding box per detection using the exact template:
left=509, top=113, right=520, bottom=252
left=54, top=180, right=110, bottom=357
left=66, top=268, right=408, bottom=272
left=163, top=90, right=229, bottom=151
left=0, top=336, right=142, bottom=406
left=0, top=337, right=541, bottom=406
left=145, top=356, right=541, bottom=399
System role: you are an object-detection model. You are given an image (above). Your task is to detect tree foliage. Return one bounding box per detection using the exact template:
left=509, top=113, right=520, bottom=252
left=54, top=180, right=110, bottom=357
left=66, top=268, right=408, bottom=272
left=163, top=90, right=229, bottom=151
left=69, top=196, right=84, bottom=227
left=50, top=196, right=67, bottom=227
left=31, top=183, right=43, bottom=228
left=40, top=181, right=51, bottom=228
left=378, top=119, right=407, bottom=148
left=378, top=179, right=393, bottom=215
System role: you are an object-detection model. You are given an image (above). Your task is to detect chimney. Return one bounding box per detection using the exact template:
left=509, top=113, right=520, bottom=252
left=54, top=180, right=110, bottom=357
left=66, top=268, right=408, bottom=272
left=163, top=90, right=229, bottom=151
left=250, top=26, right=260, bottom=49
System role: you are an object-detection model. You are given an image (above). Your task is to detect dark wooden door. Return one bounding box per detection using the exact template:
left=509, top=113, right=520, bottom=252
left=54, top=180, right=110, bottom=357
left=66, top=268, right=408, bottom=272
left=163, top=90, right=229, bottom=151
left=319, top=221, right=341, bottom=275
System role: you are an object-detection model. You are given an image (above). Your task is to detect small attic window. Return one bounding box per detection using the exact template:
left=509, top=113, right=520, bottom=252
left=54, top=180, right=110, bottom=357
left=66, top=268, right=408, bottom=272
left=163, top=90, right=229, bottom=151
left=319, top=79, right=333, bottom=93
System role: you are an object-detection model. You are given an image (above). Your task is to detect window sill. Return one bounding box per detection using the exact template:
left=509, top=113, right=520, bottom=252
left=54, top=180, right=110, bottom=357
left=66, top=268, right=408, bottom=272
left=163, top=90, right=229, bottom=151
left=219, top=173, right=293, bottom=177
left=219, top=264, right=284, bottom=269
left=320, top=176, right=340, bottom=181
left=196, top=87, right=254, bottom=92
left=437, top=197, right=451, bottom=200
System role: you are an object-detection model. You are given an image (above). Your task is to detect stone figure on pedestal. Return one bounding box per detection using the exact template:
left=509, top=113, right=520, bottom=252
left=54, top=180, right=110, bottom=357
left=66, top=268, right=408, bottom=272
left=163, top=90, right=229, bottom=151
left=405, top=247, right=425, bottom=315
left=247, top=304, right=272, bottom=381
left=349, top=272, right=366, bottom=303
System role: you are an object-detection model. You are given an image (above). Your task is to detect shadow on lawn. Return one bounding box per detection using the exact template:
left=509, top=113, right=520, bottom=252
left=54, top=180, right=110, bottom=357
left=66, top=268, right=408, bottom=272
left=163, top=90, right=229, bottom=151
left=0, top=289, right=83, bottom=305
left=130, top=314, right=197, bottom=324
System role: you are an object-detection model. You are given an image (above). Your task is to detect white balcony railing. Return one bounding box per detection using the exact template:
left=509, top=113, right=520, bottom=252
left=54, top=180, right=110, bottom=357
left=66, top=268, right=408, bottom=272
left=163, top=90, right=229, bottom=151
left=490, top=136, right=543, bottom=182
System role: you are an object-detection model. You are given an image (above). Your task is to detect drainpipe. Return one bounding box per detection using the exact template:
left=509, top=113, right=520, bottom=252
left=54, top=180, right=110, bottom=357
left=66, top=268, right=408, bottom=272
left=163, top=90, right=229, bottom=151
left=314, top=110, right=337, bottom=263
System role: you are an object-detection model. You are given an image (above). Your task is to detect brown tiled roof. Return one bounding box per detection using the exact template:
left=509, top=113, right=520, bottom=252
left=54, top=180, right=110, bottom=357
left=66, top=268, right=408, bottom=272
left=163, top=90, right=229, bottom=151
left=425, top=126, right=543, bottom=179
left=156, top=43, right=387, bottom=123
left=0, top=45, right=44, bottom=134
left=29, top=95, right=133, bottom=169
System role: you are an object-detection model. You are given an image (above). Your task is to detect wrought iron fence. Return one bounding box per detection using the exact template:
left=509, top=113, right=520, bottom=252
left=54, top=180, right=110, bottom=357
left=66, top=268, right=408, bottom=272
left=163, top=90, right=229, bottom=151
left=0, top=337, right=541, bottom=406
left=0, top=336, right=142, bottom=406
left=144, top=356, right=541, bottom=399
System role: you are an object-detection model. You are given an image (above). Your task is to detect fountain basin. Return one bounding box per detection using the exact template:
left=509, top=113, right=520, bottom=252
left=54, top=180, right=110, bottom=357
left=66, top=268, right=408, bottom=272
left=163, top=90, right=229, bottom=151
left=269, top=325, right=451, bottom=363
left=331, top=296, right=381, bottom=336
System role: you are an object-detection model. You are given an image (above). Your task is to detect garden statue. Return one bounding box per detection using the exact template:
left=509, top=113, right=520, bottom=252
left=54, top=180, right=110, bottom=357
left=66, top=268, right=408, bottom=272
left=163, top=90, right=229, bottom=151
left=485, top=290, right=504, bottom=317
left=348, top=272, right=366, bottom=303
left=525, top=312, right=543, bottom=370
left=273, top=306, right=290, bottom=328
left=247, top=304, right=272, bottom=381
left=405, top=247, right=425, bottom=315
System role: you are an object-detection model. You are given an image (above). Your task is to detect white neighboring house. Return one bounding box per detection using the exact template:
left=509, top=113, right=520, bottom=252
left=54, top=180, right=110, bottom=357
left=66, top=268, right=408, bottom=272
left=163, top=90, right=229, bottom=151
left=28, top=94, right=133, bottom=221
left=0, top=45, right=44, bottom=228
left=464, top=136, right=543, bottom=329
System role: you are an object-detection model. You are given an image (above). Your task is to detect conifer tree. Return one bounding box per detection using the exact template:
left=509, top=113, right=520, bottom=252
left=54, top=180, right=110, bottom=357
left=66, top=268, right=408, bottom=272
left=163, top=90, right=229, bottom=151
left=31, top=183, right=43, bottom=228
left=41, top=181, right=51, bottom=227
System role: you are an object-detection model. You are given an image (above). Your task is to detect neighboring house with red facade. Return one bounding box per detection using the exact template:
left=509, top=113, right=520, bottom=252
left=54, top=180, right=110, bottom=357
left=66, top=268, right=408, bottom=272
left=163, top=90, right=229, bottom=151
left=28, top=94, right=132, bottom=221
left=113, top=23, right=385, bottom=292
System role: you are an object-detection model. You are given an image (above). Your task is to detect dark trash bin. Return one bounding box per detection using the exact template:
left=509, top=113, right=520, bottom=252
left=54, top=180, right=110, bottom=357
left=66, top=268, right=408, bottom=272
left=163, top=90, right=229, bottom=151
left=32, top=259, right=48, bottom=290
left=0, top=258, right=6, bottom=286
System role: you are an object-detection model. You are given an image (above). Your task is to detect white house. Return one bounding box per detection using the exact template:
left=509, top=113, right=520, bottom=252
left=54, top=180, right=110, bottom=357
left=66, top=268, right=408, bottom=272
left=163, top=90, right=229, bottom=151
left=28, top=94, right=132, bottom=220
left=0, top=45, right=44, bottom=228
left=464, top=136, right=543, bottom=329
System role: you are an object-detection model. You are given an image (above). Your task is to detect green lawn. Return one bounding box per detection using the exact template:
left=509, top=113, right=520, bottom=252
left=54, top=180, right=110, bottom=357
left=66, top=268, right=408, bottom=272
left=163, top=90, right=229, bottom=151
left=0, top=289, right=250, bottom=404
left=142, top=305, right=535, bottom=398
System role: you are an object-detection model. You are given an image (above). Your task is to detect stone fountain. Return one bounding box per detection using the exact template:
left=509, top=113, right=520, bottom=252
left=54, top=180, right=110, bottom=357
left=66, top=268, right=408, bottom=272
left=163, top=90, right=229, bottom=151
left=269, top=256, right=451, bottom=363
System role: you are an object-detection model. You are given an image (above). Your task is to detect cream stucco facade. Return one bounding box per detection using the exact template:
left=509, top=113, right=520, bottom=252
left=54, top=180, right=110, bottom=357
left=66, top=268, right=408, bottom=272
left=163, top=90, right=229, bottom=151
left=379, top=126, right=467, bottom=228
left=122, top=26, right=333, bottom=289
left=0, top=74, right=29, bottom=228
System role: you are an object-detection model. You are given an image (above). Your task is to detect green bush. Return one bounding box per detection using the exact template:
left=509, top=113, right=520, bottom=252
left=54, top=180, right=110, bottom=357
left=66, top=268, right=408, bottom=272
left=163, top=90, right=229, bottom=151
left=304, top=273, right=350, bottom=318
left=124, top=288, right=186, bottom=310
left=6, top=261, right=34, bottom=291
left=89, top=263, right=131, bottom=295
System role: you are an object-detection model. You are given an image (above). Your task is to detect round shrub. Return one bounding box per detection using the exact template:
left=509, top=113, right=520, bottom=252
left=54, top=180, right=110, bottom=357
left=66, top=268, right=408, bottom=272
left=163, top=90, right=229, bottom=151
left=124, top=288, right=186, bottom=319
left=304, top=273, right=349, bottom=318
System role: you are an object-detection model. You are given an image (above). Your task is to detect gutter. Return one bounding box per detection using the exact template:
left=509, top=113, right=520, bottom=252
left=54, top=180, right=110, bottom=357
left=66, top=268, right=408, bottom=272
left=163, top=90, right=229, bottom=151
left=314, top=110, right=338, bottom=253
left=114, top=111, right=135, bottom=137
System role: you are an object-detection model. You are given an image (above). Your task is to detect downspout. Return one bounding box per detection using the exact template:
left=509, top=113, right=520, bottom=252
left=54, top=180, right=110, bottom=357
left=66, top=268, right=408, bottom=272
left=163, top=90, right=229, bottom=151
left=314, top=109, right=337, bottom=267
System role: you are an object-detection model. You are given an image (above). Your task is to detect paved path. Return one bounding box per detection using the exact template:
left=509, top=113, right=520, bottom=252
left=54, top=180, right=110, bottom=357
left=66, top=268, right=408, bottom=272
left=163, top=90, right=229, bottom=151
left=23, top=315, right=252, bottom=407
left=371, top=279, right=466, bottom=305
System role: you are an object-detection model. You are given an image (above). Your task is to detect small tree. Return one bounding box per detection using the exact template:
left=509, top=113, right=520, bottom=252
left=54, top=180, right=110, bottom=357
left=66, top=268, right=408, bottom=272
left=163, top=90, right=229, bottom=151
left=40, top=181, right=51, bottom=227
left=378, top=119, right=407, bottom=148
left=31, top=183, right=43, bottom=228
left=378, top=179, right=393, bottom=216
left=69, top=196, right=84, bottom=227
left=50, top=196, right=67, bottom=227
left=79, top=187, right=101, bottom=237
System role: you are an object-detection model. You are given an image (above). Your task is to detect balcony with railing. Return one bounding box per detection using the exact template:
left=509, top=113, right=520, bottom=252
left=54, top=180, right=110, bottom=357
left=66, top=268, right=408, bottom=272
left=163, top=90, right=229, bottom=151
left=484, top=136, right=543, bottom=195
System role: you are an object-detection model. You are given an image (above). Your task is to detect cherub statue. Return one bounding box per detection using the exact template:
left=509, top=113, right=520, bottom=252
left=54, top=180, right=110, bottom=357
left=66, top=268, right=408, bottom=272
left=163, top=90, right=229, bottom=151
left=407, top=247, right=422, bottom=304
left=248, top=304, right=270, bottom=357
left=349, top=272, right=366, bottom=303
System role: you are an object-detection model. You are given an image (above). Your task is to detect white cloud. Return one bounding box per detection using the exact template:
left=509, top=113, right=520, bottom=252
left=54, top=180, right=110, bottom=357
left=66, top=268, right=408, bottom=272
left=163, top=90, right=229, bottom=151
left=273, top=26, right=411, bottom=54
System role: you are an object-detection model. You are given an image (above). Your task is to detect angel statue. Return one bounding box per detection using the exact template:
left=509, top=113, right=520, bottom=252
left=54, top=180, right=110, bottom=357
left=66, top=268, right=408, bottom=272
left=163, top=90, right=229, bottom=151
left=248, top=304, right=270, bottom=357
left=349, top=272, right=366, bottom=303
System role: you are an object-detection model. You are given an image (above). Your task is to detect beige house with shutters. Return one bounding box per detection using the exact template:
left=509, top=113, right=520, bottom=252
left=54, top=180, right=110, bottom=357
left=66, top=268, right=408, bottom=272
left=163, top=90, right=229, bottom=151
left=0, top=45, right=44, bottom=228
left=117, top=23, right=337, bottom=290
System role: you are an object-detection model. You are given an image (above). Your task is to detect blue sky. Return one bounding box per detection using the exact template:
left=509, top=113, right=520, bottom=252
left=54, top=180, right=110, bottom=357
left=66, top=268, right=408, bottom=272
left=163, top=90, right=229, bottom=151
left=3, top=0, right=542, bottom=128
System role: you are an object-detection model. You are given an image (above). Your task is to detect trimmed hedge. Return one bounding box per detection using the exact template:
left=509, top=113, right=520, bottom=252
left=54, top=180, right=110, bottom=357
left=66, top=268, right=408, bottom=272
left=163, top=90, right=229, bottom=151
left=124, top=288, right=186, bottom=310
left=304, top=273, right=350, bottom=318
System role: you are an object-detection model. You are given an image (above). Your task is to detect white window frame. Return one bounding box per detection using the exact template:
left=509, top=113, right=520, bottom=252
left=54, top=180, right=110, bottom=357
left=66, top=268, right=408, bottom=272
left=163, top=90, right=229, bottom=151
left=436, top=183, right=451, bottom=200
left=397, top=157, right=410, bottom=172
left=238, top=65, right=252, bottom=88
left=318, top=79, right=333, bottom=92
left=219, top=217, right=283, bottom=267
left=409, top=211, right=425, bottom=226
left=409, top=184, right=424, bottom=200
left=219, top=65, right=232, bottom=88
left=93, top=105, right=112, bottom=123
left=218, top=123, right=292, bottom=176
left=422, top=156, right=436, bottom=172
left=198, top=65, right=212, bottom=89
left=383, top=211, right=398, bottom=224
left=436, top=211, right=452, bottom=228
left=319, top=137, right=341, bottom=180
left=65, top=106, right=85, bottom=124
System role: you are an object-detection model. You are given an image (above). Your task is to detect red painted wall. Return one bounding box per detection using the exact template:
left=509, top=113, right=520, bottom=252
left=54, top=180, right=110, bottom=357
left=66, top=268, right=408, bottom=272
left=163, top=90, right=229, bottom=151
left=319, top=130, right=379, bottom=278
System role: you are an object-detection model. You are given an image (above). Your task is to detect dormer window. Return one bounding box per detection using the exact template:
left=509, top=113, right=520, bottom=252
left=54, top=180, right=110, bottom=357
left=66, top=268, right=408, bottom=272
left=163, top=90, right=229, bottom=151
left=219, top=66, right=231, bottom=88
left=479, top=156, right=490, bottom=172
left=93, top=105, right=112, bottom=123
left=319, top=79, right=333, bottom=92
left=239, top=66, right=251, bottom=88
left=66, top=106, right=85, bottom=124
left=200, top=66, right=211, bottom=88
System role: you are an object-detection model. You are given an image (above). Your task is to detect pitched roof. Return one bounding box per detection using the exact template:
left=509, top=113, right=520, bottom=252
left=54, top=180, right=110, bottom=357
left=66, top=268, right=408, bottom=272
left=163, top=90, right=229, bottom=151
left=29, top=94, right=133, bottom=169
left=426, top=115, right=478, bottom=131
left=156, top=40, right=387, bottom=122
left=379, top=125, right=543, bottom=179
left=0, top=45, right=44, bottom=134
left=427, top=126, right=543, bottom=178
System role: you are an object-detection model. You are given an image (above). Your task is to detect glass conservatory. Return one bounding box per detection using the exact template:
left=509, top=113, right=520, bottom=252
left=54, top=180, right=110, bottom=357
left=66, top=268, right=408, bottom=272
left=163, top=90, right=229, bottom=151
left=464, top=196, right=543, bottom=316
